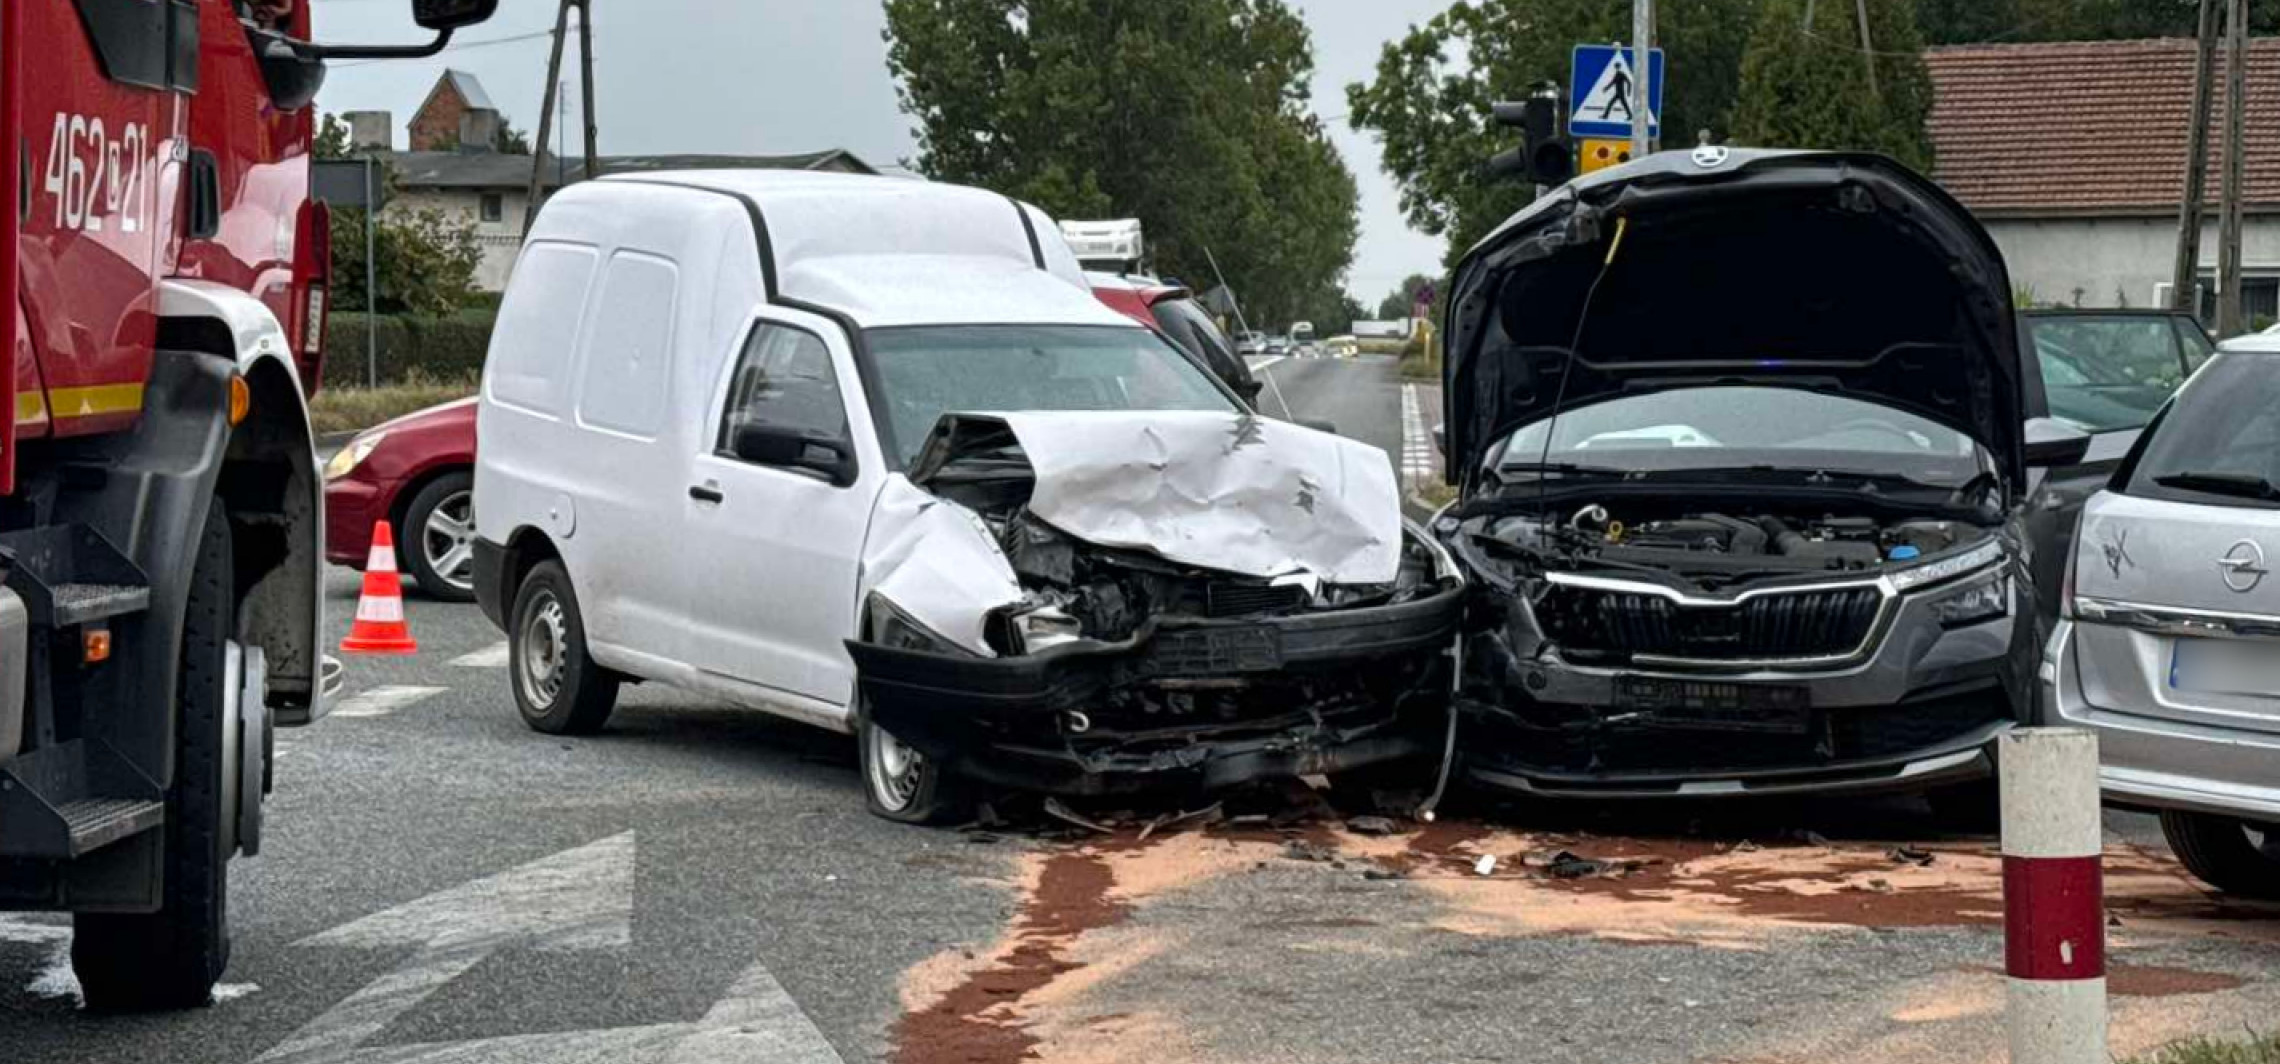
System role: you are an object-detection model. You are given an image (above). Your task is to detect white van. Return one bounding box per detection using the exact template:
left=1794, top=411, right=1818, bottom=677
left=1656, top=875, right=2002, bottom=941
left=472, top=172, right=1462, bottom=822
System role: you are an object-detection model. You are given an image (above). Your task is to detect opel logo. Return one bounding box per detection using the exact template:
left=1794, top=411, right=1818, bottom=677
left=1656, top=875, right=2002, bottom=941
left=2217, top=540, right=2269, bottom=594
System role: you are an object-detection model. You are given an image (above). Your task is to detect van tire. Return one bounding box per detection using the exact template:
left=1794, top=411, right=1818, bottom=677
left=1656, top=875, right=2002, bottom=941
left=857, top=700, right=969, bottom=825
left=2160, top=811, right=2280, bottom=899
left=72, top=505, right=235, bottom=1011
left=509, top=560, right=617, bottom=735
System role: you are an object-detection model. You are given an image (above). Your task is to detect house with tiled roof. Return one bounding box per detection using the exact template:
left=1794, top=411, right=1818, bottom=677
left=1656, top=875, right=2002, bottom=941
left=1925, top=37, right=2280, bottom=324
left=337, top=72, right=877, bottom=290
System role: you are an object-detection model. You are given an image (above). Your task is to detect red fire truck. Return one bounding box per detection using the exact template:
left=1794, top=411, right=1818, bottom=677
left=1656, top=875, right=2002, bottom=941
left=0, top=0, right=496, bottom=1010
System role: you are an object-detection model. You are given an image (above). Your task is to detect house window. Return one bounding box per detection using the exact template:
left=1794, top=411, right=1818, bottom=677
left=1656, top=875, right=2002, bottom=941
left=480, top=193, right=505, bottom=224
left=2197, top=274, right=2280, bottom=330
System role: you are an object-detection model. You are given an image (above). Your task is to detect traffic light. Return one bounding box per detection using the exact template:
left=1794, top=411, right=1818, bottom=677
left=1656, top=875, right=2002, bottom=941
left=1487, top=86, right=1572, bottom=187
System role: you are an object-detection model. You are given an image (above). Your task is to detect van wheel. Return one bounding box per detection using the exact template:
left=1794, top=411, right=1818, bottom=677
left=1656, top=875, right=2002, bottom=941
left=72, top=505, right=235, bottom=1011
left=2160, top=811, right=2280, bottom=899
left=510, top=560, right=617, bottom=735
left=858, top=701, right=968, bottom=825
left=403, top=472, right=477, bottom=603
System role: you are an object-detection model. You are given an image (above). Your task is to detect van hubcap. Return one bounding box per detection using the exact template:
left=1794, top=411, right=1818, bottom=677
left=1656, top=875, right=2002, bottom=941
left=422, top=491, right=477, bottom=592
left=867, top=723, right=925, bottom=810
left=520, top=593, right=568, bottom=710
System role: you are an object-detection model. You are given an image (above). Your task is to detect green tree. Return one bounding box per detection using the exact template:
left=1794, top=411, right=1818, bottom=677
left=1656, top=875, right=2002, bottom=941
left=1348, top=0, right=1760, bottom=267
left=314, top=116, right=483, bottom=315
left=883, top=0, right=1359, bottom=327
left=1731, top=0, right=1934, bottom=171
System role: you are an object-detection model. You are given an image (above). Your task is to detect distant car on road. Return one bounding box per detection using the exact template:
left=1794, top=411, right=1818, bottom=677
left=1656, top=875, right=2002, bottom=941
left=2015, top=307, right=2215, bottom=619
left=1326, top=335, right=1360, bottom=358
left=1087, top=272, right=1261, bottom=405
left=1236, top=332, right=1265, bottom=357
left=2047, top=333, right=2280, bottom=897
left=1264, top=337, right=1289, bottom=356
left=325, top=398, right=479, bottom=602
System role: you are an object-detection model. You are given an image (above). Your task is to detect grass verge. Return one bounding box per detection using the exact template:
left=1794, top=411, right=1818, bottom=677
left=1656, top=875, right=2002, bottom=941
left=2128, top=1034, right=2280, bottom=1064
left=310, top=372, right=477, bottom=437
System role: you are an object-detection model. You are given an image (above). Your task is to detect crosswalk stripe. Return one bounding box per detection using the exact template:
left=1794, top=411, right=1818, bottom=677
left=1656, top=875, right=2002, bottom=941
left=330, top=685, right=448, bottom=720
left=450, top=642, right=511, bottom=668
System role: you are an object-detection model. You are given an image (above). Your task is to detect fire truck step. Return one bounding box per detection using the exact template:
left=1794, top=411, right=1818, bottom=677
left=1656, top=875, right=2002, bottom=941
left=54, top=797, right=167, bottom=856
left=48, top=583, right=150, bottom=627
left=0, top=525, right=150, bottom=628
left=0, top=739, right=165, bottom=859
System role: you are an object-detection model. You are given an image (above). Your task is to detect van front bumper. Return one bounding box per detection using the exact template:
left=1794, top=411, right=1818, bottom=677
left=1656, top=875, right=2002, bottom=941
left=846, top=586, right=1462, bottom=796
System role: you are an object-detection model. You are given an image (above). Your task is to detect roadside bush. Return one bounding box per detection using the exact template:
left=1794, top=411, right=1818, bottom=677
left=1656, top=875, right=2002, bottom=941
left=324, top=308, right=496, bottom=390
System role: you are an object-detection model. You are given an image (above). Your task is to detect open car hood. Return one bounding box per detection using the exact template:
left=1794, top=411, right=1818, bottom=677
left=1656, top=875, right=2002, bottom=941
left=908, top=410, right=1402, bottom=586
left=1443, top=149, right=2023, bottom=491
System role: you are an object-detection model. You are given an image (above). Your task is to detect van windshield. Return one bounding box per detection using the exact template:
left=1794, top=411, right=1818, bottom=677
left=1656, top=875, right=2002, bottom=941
left=865, top=324, right=1240, bottom=465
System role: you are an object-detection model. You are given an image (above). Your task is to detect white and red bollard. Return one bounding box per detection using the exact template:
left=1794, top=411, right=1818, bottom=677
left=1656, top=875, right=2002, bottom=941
left=1999, top=728, right=2106, bottom=1064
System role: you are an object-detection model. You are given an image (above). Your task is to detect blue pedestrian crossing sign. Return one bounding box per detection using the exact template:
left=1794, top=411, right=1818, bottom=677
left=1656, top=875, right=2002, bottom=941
left=1569, top=44, right=1665, bottom=140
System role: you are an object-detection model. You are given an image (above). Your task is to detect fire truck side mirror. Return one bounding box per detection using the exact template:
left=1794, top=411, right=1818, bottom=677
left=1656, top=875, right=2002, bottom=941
left=413, top=0, right=499, bottom=31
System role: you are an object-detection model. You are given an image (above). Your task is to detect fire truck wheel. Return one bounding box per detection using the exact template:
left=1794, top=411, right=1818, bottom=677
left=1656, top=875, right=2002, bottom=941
left=73, top=504, right=235, bottom=1010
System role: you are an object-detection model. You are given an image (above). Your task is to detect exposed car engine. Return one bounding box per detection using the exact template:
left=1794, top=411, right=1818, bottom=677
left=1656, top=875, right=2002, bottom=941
left=1467, top=503, right=1985, bottom=592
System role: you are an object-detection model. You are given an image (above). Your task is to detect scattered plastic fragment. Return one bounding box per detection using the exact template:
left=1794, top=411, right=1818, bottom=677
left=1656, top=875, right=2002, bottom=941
left=1474, top=854, right=1498, bottom=876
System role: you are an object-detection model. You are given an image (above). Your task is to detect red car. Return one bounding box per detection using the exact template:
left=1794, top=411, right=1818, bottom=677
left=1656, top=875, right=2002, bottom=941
left=324, top=398, right=479, bottom=602
left=1086, top=272, right=1263, bottom=405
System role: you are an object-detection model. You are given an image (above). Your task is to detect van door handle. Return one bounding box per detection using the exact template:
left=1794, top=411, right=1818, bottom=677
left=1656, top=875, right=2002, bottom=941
left=688, top=484, right=725, bottom=504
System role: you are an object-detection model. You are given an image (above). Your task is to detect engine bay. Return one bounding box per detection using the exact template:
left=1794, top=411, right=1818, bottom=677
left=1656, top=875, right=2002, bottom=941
left=1469, top=502, right=1988, bottom=592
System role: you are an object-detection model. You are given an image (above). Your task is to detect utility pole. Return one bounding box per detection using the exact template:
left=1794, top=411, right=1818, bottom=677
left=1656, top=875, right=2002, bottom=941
left=2171, top=0, right=2220, bottom=315
left=1854, top=0, right=1879, bottom=98
left=1631, top=0, right=1653, bottom=161
left=2217, top=0, right=2249, bottom=336
left=522, top=0, right=573, bottom=239
left=576, top=0, right=599, bottom=180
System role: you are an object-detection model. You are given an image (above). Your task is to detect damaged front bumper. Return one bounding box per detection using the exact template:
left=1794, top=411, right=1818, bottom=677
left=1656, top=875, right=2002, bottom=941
left=847, top=586, right=1463, bottom=796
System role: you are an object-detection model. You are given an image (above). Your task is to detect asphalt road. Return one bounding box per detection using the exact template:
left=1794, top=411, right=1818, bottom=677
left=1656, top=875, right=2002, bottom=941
left=3, top=356, right=2273, bottom=1064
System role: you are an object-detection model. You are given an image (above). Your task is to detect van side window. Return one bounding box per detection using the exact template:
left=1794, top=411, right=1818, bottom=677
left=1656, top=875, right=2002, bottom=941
left=575, top=251, right=680, bottom=439
left=491, top=242, right=600, bottom=416
left=717, top=323, right=849, bottom=453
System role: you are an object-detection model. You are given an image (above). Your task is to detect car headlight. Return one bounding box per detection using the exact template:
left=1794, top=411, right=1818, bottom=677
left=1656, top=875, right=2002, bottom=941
left=1927, top=572, right=2010, bottom=628
left=1888, top=539, right=2005, bottom=592
left=324, top=431, right=388, bottom=481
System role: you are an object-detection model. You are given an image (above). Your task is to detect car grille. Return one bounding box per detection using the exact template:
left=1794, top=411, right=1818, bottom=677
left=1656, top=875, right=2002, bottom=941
left=1204, top=582, right=1308, bottom=618
left=1538, top=584, right=1885, bottom=662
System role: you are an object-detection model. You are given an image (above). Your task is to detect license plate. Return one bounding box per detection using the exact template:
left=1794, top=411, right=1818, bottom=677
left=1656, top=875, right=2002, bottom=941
left=1613, top=677, right=1813, bottom=734
left=2169, top=638, right=2280, bottom=697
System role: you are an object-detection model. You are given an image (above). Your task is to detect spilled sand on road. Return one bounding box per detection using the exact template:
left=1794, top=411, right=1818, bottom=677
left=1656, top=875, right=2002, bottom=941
left=889, top=818, right=2280, bottom=1062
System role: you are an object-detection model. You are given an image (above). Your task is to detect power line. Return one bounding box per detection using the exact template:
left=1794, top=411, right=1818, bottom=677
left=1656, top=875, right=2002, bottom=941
left=332, top=28, right=556, bottom=67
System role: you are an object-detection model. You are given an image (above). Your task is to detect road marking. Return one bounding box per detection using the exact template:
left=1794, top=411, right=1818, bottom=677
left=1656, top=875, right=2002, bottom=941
left=328, top=685, right=447, bottom=719
left=256, top=832, right=843, bottom=1064
left=449, top=642, right=510, bottom=668
left=1400, top=384, right=1437, bottom=488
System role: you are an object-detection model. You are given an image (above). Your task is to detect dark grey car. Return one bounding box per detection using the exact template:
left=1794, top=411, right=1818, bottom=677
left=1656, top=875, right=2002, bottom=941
left=2016, top=308, right=2214, bottom=621
left=1436, top=150, right=2092, bottom=803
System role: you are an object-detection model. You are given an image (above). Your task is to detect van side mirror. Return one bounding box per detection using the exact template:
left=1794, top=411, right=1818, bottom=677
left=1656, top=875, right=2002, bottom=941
left=2023, top=416, right=2092, bottom=468
left=1432, top=424, right=1448, bottom=456
left=731, top=421, right=856, bottom=487
left=286, top=0, right=496, bottom=60
left=1237, top=379, right=1265, bottom=405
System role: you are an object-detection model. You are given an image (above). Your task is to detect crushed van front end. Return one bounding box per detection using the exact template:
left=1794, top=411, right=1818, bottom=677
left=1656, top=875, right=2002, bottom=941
left=846, top=410, right=1462, bottom=796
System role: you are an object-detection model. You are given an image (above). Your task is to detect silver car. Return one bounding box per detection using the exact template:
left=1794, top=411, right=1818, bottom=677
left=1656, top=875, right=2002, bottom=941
left=2047, top=336, right=2280, bottom=897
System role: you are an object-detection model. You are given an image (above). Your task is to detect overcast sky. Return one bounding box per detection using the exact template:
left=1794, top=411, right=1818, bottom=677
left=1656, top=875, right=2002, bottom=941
left=314, top=0, right=1456, bottom=304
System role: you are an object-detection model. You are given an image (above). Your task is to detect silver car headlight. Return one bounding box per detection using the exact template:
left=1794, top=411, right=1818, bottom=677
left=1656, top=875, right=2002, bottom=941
left=324, top=431, right=388, bottom=481
left=1888, top=539, right=2005, bottom=592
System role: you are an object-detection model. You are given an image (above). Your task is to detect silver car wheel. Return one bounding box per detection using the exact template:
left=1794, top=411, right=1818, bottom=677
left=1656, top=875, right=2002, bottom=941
left=421, top=489, right=478, bottom=593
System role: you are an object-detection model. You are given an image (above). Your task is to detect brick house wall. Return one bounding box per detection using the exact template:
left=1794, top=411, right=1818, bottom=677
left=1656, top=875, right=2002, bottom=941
left=409, top=81, right=472, bottom=152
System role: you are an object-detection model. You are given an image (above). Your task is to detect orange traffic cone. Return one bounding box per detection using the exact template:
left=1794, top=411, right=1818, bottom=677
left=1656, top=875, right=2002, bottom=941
left=341, top=521, right=418, bottom=655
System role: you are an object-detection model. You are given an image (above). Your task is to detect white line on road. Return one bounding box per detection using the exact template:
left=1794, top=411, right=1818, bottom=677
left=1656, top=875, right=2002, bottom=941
left=1257, top=359, right=1297, bottom=419
left=329, top=685, right=448, bottom=720
left=1400, top=384, right=1437, bottom=488
left=449, top=642, right=510, bottom=668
